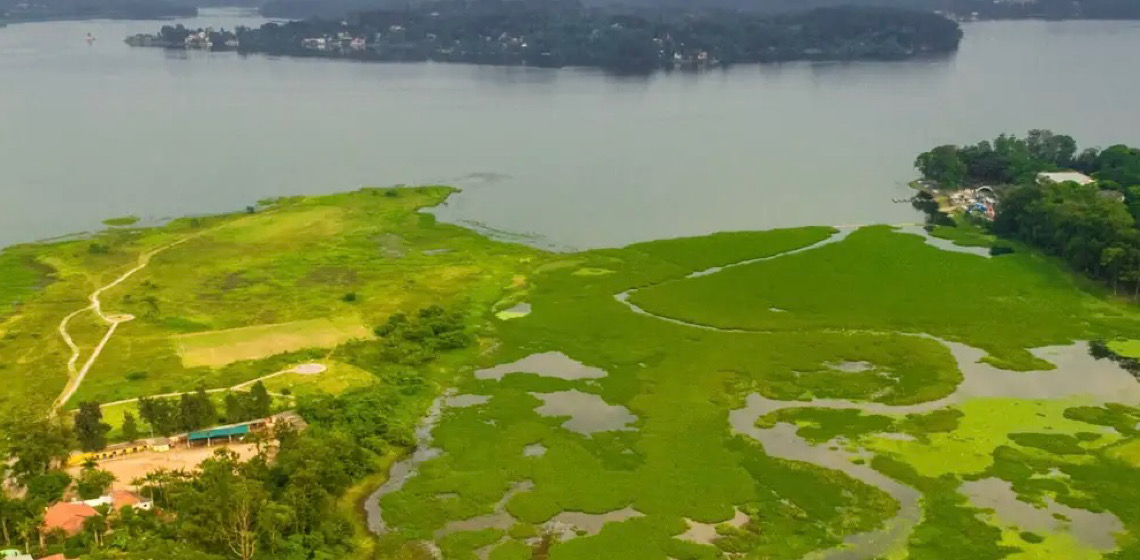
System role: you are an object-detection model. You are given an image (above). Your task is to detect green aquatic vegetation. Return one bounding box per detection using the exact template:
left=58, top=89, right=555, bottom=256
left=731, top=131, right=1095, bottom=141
left=489, top=540, right=532, bottom=560
left=896, top=409, right=964, bottom=438
left=1107, top=339, right=1140, bottom=358
left=1008, top=433, right=1088, bottom=455
left=1063, top=404, right=1140, bottom=436
left=631, top=226, right=1140, bottom=369
left=622, top=227, right=836, bottom=273
left=439, top=529, right=505, bottom=560
left=980, top=443, right=1140, bottom=559
left=930, top=223, right=995, bottom=248
left=1019, top=531, right=1044, bottom=543
left=872, top=456, right=1017, bottom=560
left=758, top=408, right=896, bottom=444
left=873, top=399, right=1109, bottom=477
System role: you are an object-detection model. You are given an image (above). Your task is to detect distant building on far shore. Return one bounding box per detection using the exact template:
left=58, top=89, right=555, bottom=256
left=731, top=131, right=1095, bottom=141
left=1038, top=171, right=1095, bottom=186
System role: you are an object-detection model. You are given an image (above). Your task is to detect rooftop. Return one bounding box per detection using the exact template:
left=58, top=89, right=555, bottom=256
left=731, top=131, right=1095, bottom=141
left=42, top=502, right=98, bottom=536
left=1038, top=171, right=1094, bottom=186
left=187, top=423, right=251, bottom=442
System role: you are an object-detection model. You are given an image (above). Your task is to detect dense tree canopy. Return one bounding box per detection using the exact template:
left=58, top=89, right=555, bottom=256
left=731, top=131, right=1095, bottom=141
left=917, top=131, right=1140, bottom=296
left=129, top=4, right=962, bottom=72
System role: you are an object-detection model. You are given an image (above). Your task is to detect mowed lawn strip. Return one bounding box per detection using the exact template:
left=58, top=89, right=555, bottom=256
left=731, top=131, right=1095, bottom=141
left=173, top=317, right=372, bottom=368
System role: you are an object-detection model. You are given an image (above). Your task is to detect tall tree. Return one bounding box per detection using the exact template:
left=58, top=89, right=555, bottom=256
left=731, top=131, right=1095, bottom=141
left=1, top=407, right=72, bottom=481
left=224, top=393, right=246, bottom=424
left=76, top=467, right=116, bottom=500
left=248, top=382, right=272, bottom=419
left=179, top=393, right=200, bottom=432
left=196, top=386, right=218, bottom=427
left=122, top=412, right=140, bottom=442
left=75, top=402, right=111, bottom=452
left=915, top=145, right=967, bottom=187
left=0, top=494, right=20, bottom=546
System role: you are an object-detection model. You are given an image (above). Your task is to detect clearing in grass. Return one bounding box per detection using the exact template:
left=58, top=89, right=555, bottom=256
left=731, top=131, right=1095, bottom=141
left=173, top=317, right=372, bottom=368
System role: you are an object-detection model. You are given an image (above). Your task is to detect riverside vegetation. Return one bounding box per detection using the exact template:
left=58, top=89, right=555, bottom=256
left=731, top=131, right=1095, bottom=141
left=2, top=184, right=1140, bottom=559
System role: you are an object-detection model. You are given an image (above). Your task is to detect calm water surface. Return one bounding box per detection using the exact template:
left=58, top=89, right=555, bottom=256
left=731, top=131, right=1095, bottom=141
left=2, top=12, right=1140, bottom=249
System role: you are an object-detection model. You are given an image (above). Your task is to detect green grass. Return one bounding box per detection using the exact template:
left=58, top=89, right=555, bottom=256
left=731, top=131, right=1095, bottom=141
left=930, top=221, right=995, bottom=248
left=173, top=316, right=371, bottom=368
left=1, top=186, right=542, bottom=408
left=630, top=226, right=1140, bottom=370
left=260, top=361, right=379, bottom=397
left=0, top=249, right=52, bottom=318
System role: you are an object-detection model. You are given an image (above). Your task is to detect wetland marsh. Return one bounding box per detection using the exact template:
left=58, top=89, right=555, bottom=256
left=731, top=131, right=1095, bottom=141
left=4, top=188, right=1140, bottom=559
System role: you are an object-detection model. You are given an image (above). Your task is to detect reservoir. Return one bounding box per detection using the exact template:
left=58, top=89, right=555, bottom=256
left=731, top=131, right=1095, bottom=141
left=2, top=11, right=1140, bottom=249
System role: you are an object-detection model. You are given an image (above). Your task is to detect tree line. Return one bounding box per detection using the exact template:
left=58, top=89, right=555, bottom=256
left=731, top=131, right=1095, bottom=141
left=1, top=304, right=472, bottom=559
left=72, top=383, right=276, bottom=452
left=128, top=3, right=962, bottom=73
left=915, top=131, right=1140, bottom=296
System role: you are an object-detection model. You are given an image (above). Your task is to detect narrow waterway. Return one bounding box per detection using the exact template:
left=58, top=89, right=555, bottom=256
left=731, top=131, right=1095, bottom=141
left=364, top=392, right=449, bottom=534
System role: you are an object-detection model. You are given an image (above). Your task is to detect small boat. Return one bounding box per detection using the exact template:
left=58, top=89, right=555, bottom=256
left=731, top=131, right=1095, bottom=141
left=86, top=33, right=96, bottom=45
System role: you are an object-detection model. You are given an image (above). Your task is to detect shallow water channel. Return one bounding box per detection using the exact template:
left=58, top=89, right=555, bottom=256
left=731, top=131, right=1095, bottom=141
left=371, top=231, right=1139, bottom=555
left=620, top=229, right=1138, bottom=559
left=364, top=392, right=450, bottom=534
left=728, top=339, right=1138, bottom=560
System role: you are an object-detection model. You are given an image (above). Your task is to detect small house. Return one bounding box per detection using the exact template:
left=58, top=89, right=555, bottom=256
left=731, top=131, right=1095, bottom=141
left=1037, top=171, right=1094, bottom=186
left=42, top=503, right=98, bottom=537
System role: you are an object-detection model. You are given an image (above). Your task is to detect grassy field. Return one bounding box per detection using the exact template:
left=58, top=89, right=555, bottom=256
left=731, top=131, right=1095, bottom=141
left=174, top=317, right=371, bottom=367
left=4, top=189, right=1140, bottom=559
left=630, top=226, right=1140, bottom=370
left=0, top=186, right=540, bottom=409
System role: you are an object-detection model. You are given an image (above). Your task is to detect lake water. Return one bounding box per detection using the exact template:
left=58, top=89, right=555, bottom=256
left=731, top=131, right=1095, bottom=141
left=3, top=11, right=1140, bottom=249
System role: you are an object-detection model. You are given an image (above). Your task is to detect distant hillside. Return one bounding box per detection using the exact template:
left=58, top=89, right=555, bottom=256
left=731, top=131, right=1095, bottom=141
left=259, top=0, right=1140, bottom=22
left=0, top=0, right=196, bottom=22
left=259, top=0, right=940, bottom=19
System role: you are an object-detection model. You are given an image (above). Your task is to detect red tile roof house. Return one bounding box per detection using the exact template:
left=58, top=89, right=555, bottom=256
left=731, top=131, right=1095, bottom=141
left=41, top=502, right=98, bottom=537
left=39, top=554, right=74, bottom=560
left=42, top=490, right=150, bottom=537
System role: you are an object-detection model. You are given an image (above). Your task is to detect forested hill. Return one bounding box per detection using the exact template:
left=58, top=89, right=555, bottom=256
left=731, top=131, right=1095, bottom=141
left=259, top=0, right=1140, bottom=23
left=933, top=0, right=1140, bottom=20
left=0, top=0, right=195, bottom=23
left=914, top=132, right=1140, bottom=296
left=128, top=4, right=962, bottom=72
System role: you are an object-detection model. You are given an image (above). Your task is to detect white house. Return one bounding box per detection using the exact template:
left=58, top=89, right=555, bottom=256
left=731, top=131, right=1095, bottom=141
left=1038, top=171, right=1094, bottom=186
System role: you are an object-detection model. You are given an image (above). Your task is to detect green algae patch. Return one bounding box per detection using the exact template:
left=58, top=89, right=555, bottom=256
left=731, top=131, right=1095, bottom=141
left=872, top=399, right=1117, bottom=477
left=1107, top=339, right=1140, bottom=358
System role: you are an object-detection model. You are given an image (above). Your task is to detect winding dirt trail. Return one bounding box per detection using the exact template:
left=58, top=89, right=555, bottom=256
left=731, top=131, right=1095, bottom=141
left=97, top=363, right=326, bottom=409
left=53, top=236, right=198, bottom=413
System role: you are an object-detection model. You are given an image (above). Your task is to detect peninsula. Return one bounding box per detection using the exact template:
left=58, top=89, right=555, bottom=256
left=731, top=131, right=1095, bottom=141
left=124, top=4, right=962, bottom=72
left=3, top=177, right=1140, bottom=560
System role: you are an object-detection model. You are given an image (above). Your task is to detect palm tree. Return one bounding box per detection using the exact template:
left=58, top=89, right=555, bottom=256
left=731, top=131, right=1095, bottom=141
left=17, top=515, right=40, bottom=555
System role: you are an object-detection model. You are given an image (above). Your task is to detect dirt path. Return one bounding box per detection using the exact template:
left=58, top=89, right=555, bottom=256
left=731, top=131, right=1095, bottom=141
left=97, top=363, right=326, bottom=409
left=53, top=236, right=198, bottom=413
